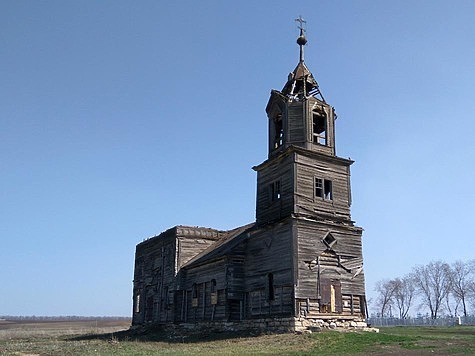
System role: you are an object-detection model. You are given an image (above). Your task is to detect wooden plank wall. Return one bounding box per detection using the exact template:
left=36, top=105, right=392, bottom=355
left=294, top=152, right=351, bottom=220
left=247, top=285, right=294, bottom=317
left=179, top=259, right=228, bottom=322
left=176, top=227, right=223, bottom=269
left=296, top=295, right=363, bottom=318
left=244, top=222, right=295, bottom=317
left=132, top=229, right=177, bottom=325
left=255, top=155, right=294, bottom=225
left=295, top=219, right=365, bottom=316
left=227, top=258, right=245, bottom=300
left=287, top=101, right=305, bottom=144
left=133, top=226, right=225, bottom=325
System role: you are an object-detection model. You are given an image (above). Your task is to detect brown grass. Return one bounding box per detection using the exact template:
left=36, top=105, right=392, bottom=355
left=1, top=319, right=475, bottom=355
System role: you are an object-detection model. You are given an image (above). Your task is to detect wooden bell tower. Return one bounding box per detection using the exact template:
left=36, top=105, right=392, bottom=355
left=255, top=18, right=353, bottom=226
left=254, top=17, right=366, bottom=320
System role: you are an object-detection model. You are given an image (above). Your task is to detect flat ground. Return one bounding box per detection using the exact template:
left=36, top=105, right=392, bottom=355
left=1, top=319, right=475, bottom=355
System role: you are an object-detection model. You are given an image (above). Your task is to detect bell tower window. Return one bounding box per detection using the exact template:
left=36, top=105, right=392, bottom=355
left=274, top=115, right=283, bottom=148
left=315, top=177, right=332, bottom=200
left=312, top=108, right=327, bottom=145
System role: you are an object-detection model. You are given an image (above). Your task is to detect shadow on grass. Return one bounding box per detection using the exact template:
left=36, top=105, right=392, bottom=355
left=68, top=325, right=266, bottom=344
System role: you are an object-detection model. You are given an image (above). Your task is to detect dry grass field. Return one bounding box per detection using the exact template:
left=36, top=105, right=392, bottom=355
left=1, top=319, right=475, bottom=355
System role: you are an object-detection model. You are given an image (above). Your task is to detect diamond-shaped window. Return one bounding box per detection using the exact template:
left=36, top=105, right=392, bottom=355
left=322, top=232, right=337, bottom=248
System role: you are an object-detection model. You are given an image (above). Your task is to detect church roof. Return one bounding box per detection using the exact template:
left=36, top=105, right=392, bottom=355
left=280, top=22, right=325, bottom=101
left=281, top=61, right=319, bottom=97
left=182, top=222, right=255, bottom=268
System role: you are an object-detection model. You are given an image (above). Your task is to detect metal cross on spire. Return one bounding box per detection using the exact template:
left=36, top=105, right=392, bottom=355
left=295, top=16, right=307, bottom=62
left=295, top=16, right=306, bottom=31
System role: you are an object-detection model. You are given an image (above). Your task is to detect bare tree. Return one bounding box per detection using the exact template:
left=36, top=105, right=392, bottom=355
left=448, top=260, right=474, bottom=317
left=468, top=280, right=475, bottom=314
left=374, top=279, right=396, bottom=317
left=444, top=290, right=460, bottom=317
left=392, top=275, right=415, bottom=319
left=412, top=261, right=452, bottom=319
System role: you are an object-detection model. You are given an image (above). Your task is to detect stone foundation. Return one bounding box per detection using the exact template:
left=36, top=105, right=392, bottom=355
left=294, top=317, right=378, bottom=333
left=133, top=317, right=378, bottom=336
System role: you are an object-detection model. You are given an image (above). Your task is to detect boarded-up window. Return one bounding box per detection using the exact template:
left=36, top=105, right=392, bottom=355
left=210, top=279, right=218, bottom=305
left=192, top=283, right=198, bottom=307
left=320, top=279, right=342, bottom=313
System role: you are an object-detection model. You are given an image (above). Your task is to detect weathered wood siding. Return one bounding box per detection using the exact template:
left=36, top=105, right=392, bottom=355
left=132, top=226, right=226, bottom=325
left=176, top=226, right=224, bottom=269
left=296, top=294, right=363, bottom=318
left=286, top=101, right=306, bottom=144
left=248, top=286, right=294, bottom=317
left=243, top=221, right=295, bottom=317
left=294, top=218, right=365, bottom=317
left=268, top=95, right=335, bottom=156
left=227, top=258, right=245, bottom=300
left=132, top=228, right=177, bottom=325
left=178, top=259, right=228, bottom=322
left=255, top=154, right=294, bottom=225
left=294, top=151, right=352, bottom=220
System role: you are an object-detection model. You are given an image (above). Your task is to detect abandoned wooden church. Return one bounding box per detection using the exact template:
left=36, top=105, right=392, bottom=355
left=132, top=23, right=368, bottom=332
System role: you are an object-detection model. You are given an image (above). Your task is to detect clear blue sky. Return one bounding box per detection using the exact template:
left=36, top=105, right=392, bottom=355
left=2, top=1, right=475, bottom=316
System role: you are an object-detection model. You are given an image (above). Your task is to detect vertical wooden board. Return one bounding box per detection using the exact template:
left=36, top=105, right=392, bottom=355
left=287, top=101, right=305, bottom=144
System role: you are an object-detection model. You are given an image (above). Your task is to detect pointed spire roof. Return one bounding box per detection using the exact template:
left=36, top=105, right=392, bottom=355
left=281, top=17, right=325, bottom=102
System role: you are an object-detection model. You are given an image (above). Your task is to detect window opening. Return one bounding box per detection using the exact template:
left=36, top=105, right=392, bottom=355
left=330, top=285, right=336, bottom=312
left=135, top=294, right=140, bottom=313
left=315, top=178, right=332, bottom=200
left=320, top=279, right=342, bottom=313
left=315, top=178, right=323, bottom=198
left=268, top=273, right=275, bottom=301
left=274, top=115, right=283, bottom=148
left=210, top=279, right=218, bottom=305
left=312, top=109, right=327, bottom=145
left=324, top=180, right=332, bottom=200
left=323, top=232, right=337, bottom=248
left=269, top=180, right=281, bottom=202
left=192, top=283, right=198, bottom=307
